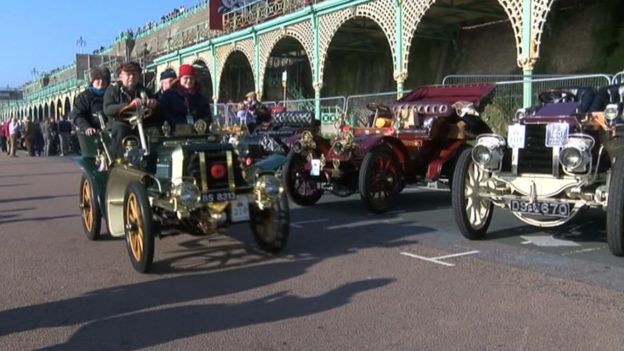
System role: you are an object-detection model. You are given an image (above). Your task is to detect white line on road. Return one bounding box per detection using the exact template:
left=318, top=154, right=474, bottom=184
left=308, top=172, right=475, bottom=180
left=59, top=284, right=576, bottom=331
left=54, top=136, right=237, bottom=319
left=326, top=218, right=403, bottom=230
left=400, top=250, right=480, bottom=267
left=290, top=218, right=329, bottom=229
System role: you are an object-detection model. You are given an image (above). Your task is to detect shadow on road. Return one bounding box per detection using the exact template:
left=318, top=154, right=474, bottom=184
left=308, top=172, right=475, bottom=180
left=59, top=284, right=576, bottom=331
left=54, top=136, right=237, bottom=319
left=0, top=171, right=78, bottom=179
left=0, top=214, right=79, bottom=225
left=0, top=194, right=76, bottom=204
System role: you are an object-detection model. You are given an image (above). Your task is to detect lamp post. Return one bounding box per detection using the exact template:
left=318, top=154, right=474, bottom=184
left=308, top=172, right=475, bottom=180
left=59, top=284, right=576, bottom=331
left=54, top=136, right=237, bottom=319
left=76, top=36, right=87, bottom=54
left=281, top=70, right=287, bottom=104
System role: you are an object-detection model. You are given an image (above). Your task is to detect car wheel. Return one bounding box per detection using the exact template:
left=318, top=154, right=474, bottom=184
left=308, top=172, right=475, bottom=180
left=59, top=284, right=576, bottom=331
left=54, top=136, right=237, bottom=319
left=250, top=191, right=290, bottom=253
left=123, top=181, right=155, bottom=273
left=79, top=175, right=102, bottom=240
left=283, top=151, right=323, bottom=206
left=452, top=148, right=493, bottom=239
left=359, top=146, right=401, bottom=214
left=607, top=155, right=624, bottom=256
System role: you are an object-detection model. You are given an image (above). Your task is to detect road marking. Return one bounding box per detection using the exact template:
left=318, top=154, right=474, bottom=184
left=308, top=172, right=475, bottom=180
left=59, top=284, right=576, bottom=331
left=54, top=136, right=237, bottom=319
left=520, top=235, right=580, bottom=247
left=400, top=250, right=479, bottom=267
left=326, top=218, right=403, bottom=230
left=290, top=218, right=329, bottom=229
left=561, top=247, right=603, bottom=256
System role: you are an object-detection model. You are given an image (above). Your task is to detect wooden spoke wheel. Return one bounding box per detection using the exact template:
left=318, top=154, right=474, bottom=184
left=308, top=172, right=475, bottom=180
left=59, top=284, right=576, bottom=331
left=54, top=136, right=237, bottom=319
left=283, top=151, right=323, bottom=206
left=452, top=148, right=493, bottom=240
left=79, top=175, right=101, bottom=240
left=123, top=181, right=155, bottom=273
left=359, top=147, right=402, bottom=214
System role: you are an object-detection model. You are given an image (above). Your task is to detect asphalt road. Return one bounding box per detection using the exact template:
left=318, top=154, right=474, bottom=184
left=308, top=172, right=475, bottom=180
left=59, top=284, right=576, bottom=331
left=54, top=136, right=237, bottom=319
left=1, top=152, right=624, bottom=350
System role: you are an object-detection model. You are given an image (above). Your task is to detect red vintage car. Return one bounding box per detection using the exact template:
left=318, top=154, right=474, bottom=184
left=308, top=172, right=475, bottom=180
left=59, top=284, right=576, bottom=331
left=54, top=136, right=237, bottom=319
left=283, top=84, right=495, bottom=213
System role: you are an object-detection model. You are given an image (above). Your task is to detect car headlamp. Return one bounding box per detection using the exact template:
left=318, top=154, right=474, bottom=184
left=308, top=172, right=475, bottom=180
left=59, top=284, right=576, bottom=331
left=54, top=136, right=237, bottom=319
left=209, top=122, right=221, bottom=135
left=173, top=182, right=200, bottom=207
left=257, top=174, right=281, bottom=197
left=559, top=134, right=594, bottom=173
left=514, top=108, right=527, bottom=122
left=605, top=104, right=619, bottom=122
left=472, top=134, right=506, bottom=170
left=333, top=141, right=344, bottom=155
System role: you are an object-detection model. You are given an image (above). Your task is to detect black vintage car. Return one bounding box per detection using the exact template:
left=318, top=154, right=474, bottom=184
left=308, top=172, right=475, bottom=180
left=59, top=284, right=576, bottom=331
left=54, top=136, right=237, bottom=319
left=77, top=107, right=290, bottom=273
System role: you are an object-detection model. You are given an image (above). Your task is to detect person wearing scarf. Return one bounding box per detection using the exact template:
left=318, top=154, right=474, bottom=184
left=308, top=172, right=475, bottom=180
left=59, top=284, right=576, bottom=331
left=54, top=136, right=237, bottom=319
left=159, top=64, right=211, bottom=131
left=71, top=67, right=111, bottom=136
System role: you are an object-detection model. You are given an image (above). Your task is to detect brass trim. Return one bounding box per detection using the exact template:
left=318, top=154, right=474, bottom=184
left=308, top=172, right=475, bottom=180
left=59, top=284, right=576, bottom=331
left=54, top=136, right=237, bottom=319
left=199, top=152, right=208, bottom=192
left=227, top=151, right=236, bottom=190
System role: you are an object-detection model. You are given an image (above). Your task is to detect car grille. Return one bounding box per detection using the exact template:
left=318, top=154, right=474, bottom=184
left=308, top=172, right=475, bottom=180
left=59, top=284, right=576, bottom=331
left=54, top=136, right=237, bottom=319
left=517, top=124, right=555, bottom=175
left=185, top=150, right=245, bottom=191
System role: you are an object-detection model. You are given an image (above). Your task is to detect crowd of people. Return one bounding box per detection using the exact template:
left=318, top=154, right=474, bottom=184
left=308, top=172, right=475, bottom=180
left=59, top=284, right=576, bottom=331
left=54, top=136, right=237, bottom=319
left=0, top=115, right=76, bottom=158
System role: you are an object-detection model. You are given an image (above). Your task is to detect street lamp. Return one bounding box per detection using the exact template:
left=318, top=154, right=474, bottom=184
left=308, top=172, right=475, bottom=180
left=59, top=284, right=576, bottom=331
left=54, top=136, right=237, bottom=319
left=76, top=36, right=87, bottom=54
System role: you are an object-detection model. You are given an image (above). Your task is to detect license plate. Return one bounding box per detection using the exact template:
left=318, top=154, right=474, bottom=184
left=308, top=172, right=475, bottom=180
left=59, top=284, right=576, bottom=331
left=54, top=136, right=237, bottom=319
left=545, top=123, right=569, bottom=147
left=310, top=159, right=321, bottom=176
left=201, top=191, right=236, bottom=203
left=507, top=124, right=526, bottom=149
left=509, top=199, right=570, bottom=217
left=230, top=196, right=250, bottom=222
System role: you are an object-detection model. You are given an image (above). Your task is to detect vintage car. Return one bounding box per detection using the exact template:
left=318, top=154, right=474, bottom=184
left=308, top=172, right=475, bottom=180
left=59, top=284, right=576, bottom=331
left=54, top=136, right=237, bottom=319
left=219, top=109, right=320, bottom=173
left=451, top=85, right=624, bottom=256
left=283, top=84, right=495, bottom=213
left=77, top=106, right=289, bottom=273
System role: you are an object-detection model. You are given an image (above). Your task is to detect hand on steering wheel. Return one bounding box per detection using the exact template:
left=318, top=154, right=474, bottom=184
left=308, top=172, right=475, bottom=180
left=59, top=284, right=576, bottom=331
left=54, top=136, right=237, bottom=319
left=117, top=102, right=154, bottom=123
left=538, top=89, right=578, bottom=104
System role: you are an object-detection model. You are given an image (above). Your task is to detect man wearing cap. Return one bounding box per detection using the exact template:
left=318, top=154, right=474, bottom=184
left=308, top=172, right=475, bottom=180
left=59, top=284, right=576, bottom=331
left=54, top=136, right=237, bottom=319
left=159, top=64, right=211, bottom=131
left=104, top=61, right=158, bottom=159
left=154, top=68, right=177, bottom=102
left=71, top=66, right=111, bottom=137
left=241, top=91, right=270, bottom=132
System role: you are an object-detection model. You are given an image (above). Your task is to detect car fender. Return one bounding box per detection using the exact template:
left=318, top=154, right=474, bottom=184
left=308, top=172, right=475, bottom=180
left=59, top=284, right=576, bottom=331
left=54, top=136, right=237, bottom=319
left=251, top=154, right=288, bottom=173
left=425, top=140, right=467, bottom=181
left=105, top=165, right=150, bottom=238
left=355, top=135, right=408, bottom=169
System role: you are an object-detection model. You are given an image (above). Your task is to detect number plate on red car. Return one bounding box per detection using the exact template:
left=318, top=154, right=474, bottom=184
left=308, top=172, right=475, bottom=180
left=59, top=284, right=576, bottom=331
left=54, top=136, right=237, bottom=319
left=509, top=199, right=570, bottom=217
left=201, top=191, right=236, bottom=203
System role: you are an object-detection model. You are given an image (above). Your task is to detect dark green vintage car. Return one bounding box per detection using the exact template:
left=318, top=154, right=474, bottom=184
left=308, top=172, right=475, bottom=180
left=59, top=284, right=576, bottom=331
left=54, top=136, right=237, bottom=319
left=76, top=108, right=289, bottom=273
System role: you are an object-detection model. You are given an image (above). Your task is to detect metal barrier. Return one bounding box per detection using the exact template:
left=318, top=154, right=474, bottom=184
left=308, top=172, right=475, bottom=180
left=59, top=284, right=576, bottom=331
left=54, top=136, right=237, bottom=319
left=345, top=91, right=407, bottom=127
left=614, top=71, right=624, bottom=84
left=443, top=74, right=613, bottom=126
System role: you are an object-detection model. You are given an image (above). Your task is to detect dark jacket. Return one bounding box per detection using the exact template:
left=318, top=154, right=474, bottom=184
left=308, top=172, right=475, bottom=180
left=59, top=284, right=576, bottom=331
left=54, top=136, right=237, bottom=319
left=103, top=82, right=154, bottom=120
left=71, top=88, right=105, bottom=131
left=159, top=86, right=211, bottom=129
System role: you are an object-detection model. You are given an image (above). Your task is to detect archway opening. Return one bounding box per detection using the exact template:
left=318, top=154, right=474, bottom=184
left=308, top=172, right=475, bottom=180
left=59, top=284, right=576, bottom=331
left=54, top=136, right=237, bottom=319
left=323, top=17, right=394, bottom=97
left=219, top=51, right=255, bottom=102
left=57, top=99, right=63, bottom=118
left=64, top=97, right=71, bottom=117
left=45, top=103, right=50, bottom=119
left=405, top=0, right=513, bottom=88
left=263, top=37, right=313, bottom=102
left=192, top=59, right=214, bottom=102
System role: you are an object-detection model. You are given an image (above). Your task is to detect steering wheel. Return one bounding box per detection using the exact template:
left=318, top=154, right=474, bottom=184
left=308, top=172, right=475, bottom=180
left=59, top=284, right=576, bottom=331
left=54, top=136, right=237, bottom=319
left=117, top=104, right=154, bottom=125
left=366, top=102, right=392, bottom=117
left=538, top=89, right=578, bottom=104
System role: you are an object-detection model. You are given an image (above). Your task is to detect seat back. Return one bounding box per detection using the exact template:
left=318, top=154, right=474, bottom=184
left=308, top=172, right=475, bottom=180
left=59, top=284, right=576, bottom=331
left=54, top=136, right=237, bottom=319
left=558, top=86, right=595, bottom=113
left=589, top=83, right=624, bottom=112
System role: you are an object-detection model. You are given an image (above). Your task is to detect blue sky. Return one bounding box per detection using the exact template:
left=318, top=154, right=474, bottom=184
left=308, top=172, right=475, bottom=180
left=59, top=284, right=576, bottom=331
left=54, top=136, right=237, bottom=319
left=0, top=0, right=201, bottom=88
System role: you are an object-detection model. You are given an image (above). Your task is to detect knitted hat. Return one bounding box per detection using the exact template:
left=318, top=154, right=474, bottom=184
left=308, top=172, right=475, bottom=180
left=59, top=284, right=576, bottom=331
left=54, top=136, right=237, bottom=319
left=178, top=64, right=196, bottom=78
left=90, top=67, right=111, bottom=84
left=160, top=68, right=177, bottom=81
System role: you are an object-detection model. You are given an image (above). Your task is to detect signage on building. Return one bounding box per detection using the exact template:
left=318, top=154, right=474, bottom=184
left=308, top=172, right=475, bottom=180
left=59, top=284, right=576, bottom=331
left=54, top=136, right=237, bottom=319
left=210, top=0, right=257, bottom=30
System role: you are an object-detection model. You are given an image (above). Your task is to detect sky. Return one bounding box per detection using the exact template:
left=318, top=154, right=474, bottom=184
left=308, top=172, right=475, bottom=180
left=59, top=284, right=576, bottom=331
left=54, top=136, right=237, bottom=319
left=0, top=0, right=202, bottom=88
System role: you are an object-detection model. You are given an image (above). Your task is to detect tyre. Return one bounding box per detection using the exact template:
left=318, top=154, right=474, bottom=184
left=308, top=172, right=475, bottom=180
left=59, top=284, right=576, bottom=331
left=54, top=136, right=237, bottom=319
left=250, top=191, right=290, bottom=253
left=358, top=146, right=402, bottom=214
left=123, top=181, right=155, bottom=273
left=607, top=155, right=624, bottom=256
left=283, top=151, right=323, bottom=206
left=79, top=175, right=101, bottom=240
left=451, top=148, right=493, bottom=239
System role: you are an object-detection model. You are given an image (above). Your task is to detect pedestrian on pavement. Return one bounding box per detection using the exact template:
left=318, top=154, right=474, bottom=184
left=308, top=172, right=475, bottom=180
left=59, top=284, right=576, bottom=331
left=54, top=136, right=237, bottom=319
left=8, top=117, right=20, bottom=157
left=0, top=119, right=6, bottom=154
left=34, top=122, right=44, bottom=156
left=23, top=117, right=36, bottom=156
left=71, top=66, right=111, bottom=136
left=104, top=61, right=158, bottom=159
left=159, top=64, right=211, bottom=131
left=240, top=91, right=270, bottom=132
left=42, top=117, right=58, bottom=156
left=58, top=115, right=72, bottom=156
left=2, top=120, right=9, bottom=155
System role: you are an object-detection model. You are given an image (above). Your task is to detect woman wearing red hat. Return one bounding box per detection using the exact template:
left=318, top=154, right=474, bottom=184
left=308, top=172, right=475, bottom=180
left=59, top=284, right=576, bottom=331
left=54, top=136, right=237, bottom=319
left=159, top=64, right=211, bottom=131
